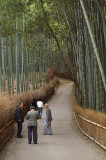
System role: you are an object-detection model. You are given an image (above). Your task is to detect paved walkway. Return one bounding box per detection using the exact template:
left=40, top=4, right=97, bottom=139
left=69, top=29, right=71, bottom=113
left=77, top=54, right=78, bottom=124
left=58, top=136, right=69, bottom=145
left=0, top=80, right=106, bottom=160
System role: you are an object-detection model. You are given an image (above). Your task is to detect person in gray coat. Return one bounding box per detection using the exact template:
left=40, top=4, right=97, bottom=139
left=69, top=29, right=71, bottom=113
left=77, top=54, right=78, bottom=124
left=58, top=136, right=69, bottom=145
left=26, top=106, right=39, bottom=144
left=43, top=104, right=53, bottom=135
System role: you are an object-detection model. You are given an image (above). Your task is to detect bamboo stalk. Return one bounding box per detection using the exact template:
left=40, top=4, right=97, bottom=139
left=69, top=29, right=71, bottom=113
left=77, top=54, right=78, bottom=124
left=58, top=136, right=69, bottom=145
left=79, top=0, right=106, bottom=91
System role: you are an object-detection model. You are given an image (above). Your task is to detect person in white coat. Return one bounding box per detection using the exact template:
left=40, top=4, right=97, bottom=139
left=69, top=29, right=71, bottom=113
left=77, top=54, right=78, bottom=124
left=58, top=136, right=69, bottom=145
left=37, top=99, right=43, bottom=118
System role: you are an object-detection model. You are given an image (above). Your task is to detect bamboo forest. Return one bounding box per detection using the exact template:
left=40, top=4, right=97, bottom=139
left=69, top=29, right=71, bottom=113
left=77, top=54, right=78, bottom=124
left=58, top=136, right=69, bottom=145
left=0, top=0, right=106, bottom=112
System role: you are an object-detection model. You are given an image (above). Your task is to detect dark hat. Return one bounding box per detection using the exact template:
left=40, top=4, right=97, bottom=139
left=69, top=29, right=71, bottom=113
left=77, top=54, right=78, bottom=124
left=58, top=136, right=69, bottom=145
left=30, top=105, right=35, bottom=109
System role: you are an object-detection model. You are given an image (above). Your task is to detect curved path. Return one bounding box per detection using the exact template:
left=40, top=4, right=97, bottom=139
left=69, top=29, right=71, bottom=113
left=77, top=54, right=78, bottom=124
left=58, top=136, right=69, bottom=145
left=0, top=80, right=106, bottom=160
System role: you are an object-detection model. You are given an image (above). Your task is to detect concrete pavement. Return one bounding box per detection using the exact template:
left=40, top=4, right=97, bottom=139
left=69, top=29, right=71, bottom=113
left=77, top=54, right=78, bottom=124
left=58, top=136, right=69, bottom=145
left=0, top=80, right=106, bottom=160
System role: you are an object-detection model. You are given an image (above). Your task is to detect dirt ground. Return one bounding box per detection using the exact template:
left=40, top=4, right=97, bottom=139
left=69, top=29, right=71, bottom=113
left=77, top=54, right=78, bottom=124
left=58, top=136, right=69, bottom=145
left=0, top=79, right=106, bottom=160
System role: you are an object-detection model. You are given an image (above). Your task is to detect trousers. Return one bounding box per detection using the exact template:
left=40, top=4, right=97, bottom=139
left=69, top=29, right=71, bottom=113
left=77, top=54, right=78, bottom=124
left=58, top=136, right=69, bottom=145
left=17, top=122, right=22, bottom=137
left=44, top=121, right=52, bottom=135
left=38, top=107, right=42, bottom=117
left=28, top=126, right=37, bottom=144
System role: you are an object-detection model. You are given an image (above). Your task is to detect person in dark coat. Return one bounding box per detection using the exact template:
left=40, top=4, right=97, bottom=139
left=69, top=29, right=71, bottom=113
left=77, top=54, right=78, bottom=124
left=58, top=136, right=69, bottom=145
left=30, top=98, right=38, bottom=111
left=16, top=102, right=24, bottom=138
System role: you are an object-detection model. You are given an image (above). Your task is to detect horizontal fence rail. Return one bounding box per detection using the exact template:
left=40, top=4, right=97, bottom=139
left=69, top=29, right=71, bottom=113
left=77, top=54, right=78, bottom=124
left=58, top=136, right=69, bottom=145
left=78, top=114, right=106, bottom=130
left=0, top=120, right=14, bottom=151
left=0, top=120, right=13, bottom=134
left=0, top=130, right=14, bottom=152
left=0, top=87, right=55, bottom=151
left=74, top=113, right=106, bottom=150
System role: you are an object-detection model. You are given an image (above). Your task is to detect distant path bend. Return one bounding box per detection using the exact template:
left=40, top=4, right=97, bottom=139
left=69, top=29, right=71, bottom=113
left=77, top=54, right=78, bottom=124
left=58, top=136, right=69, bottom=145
left=0, top=79, right=105, bottom=160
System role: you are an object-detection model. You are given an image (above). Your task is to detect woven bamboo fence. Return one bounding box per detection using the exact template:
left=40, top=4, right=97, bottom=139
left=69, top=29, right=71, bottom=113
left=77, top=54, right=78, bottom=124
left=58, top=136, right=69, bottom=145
left=0, top=78, right=58, bottom=151
left=72, top=87, right=106, bottom=150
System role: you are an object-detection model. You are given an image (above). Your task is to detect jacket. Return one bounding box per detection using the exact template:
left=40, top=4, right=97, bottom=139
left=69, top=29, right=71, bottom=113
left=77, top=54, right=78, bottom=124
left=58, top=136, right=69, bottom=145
left=26, top=110, right=38, bottom=126
left=16, top=106, right=24, bottom=122
left=46, top=108, right=53, bottom=121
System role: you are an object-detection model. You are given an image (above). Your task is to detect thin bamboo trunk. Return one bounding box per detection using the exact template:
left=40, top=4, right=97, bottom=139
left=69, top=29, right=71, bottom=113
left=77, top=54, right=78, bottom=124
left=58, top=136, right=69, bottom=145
left=79, top=0, right=106, bottom=91
left=16, top=16, right=19, bottom=94
left=1, top=37, right=6, bottom=93
left=21, top=13, right=25, bottom=93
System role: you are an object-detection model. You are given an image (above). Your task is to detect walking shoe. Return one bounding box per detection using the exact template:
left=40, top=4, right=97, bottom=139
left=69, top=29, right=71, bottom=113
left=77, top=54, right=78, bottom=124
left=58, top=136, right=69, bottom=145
left=43, top=133, right=47, bottom=135
left=48, top=133, right=53, bottom=135
left=17, top=135, right=22, bottom=138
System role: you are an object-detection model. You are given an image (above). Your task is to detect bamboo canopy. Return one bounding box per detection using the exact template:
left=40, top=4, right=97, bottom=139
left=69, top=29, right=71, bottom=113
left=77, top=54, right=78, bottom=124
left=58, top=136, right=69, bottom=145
left=0, top=0, right=105, bottom=113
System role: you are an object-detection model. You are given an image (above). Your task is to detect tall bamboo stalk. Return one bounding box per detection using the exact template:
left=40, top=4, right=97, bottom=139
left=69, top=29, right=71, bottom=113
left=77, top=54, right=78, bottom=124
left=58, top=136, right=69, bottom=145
left=16, top=15, right=19, bottom=94
left=79, top=0, right=106, bottom=91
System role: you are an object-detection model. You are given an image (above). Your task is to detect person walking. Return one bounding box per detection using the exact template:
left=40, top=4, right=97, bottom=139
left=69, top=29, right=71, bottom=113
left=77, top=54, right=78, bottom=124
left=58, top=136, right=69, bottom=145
left=26, top=106, right=39, bottom=144
left=30, top=98, right=38, bottom=111
left=37, top=99, right=43, bottom=118
left=43, top=104, right=53, bottom=135
left=16, top=102, right=24, bottom=138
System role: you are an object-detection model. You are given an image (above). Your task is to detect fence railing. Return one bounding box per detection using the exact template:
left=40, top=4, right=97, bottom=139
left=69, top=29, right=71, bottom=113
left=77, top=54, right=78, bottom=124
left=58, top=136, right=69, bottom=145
left=74, top=113, right=106, bottom=150
left=0, top=88, right=55, bottom=151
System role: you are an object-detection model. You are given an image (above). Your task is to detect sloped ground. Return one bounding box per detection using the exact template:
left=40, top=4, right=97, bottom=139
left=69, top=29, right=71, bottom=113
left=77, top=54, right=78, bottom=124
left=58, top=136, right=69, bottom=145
left=0, top=79, right=106, bottom=160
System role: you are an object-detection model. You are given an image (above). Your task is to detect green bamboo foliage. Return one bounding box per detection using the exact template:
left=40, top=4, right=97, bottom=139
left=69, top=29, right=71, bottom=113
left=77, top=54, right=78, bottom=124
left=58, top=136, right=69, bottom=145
left=79, top=0, right=106, bottom=91
left=0, top=0, right=105, bottom=113
left=72, top=0, right=106, bottom=111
